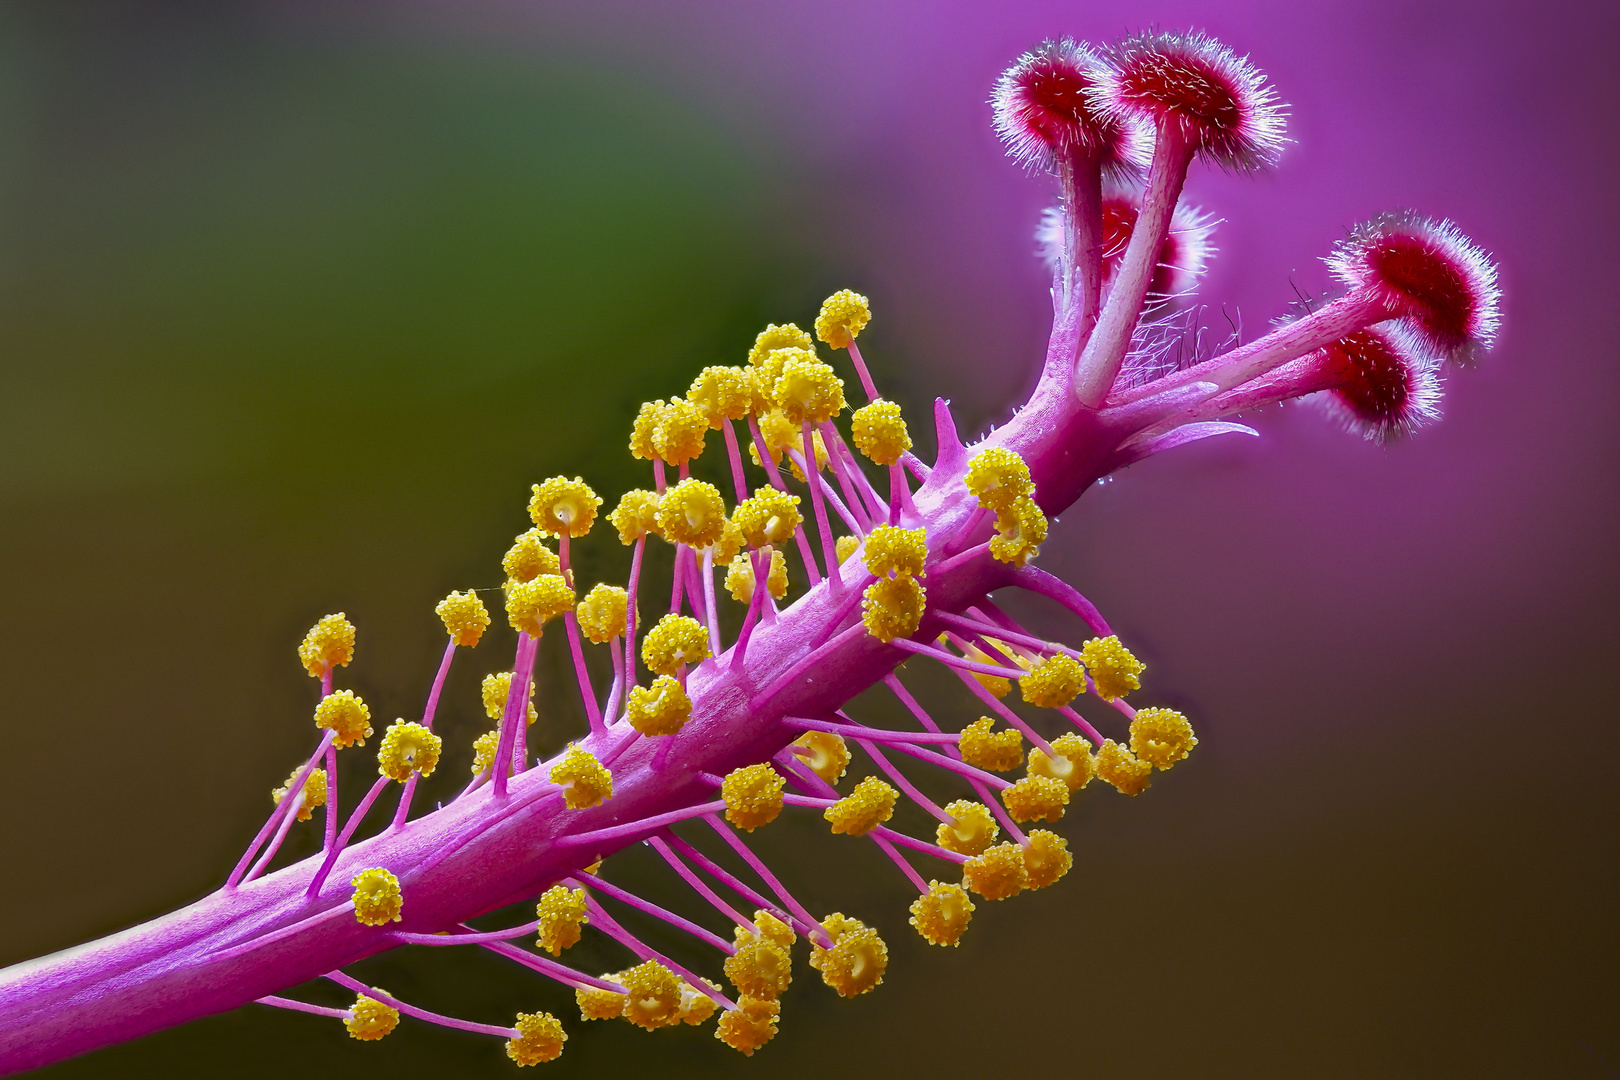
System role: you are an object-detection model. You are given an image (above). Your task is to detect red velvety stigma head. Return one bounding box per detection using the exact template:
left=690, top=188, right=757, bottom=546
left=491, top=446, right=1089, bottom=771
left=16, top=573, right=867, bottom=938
left=992, top=38, right=1147, bottom=175
left=1308, top=323, right=1443, bottom=442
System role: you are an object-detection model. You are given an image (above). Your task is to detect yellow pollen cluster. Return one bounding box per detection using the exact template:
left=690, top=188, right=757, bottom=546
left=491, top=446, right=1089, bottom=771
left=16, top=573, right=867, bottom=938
left=344, top=994, right=399, bottom=1041
left=1001, top=774, right=1070, bottom=823
left=618, top=960, right=684, bottom=1030
left=1081, top=635, right=1145, bottom=701
left=576, top=584, right=629, bottom=643
left=535, top=885, right=589, bottom=956
left=482, top=671, right=537, bottom=726
left=314, top=690, right=373, bottom=749
left=654, top=397, right=710, bottom=466
left=1028, top=732, right=1095, bottom=791
left=909, top=881, right=975, bottom=947
left=754, top=346, right=812, bottom=399
left=861, top=575, right=926, bottom=642
left=503, top=529, right=562, bottom=583
left=1095, top=739, right=1153, bottom=796
left=609, top=489, right=661, bottom=544
left=435, top=590, right=490, bottom=646
left=716, top=996, right=780, bottom=1055
left=688, top=366, right=757, bottom=426
left=377, top=721, right=443, bottom=783
left=936, top=799, right=1000, bottom=856
left=835, top=534, right=860, bottom=564
left=655, top=478, right=727, bottom=549
left=791, top=730, right=850, bottom=783
left=630, top=401, right=667, bottom=461
left=1020, top=653, right=1085, bottom=707
left=725, top=930, right=793, bottom=999
left=298, top=613, right=356, bottom=678
left=965, top=447, right=1034, bottom=510
left=675, top=984, right=719, bottom=1026
left=863, top=524, right=928, bottom=579
left=722, top=764, right=786, bottom=831
left=471, top=730, right=499, bottom=775
left=810, top=913, right=887, bottom=997
left=733, top=488, right=802, bottom=547
left=351, top=867, right=403, bottom=926
left=990, top=496, right=1048, bottom=566
left=725, top=549, right=788, bottom=604
left=958, top=639, right=1016, bottom=697
left=963, top=842, right=1027, bottom=900
left=815, top=289, right=871, bottom=349
left=1130, top=707, right=1197, bottom=769
left=774, top=355, right=846, bottom=426
left=753, top=909, right=796, bottom=947
left=823, top=776, right=898, bottom=836
left=641, top=614, right=711, bottom=675
left=1022, top=830, right=1073, bottom=889
left=505, top=575, right=575, bottom=637
left=959, top=717, right=1024, bottom=772
left=850, top=399, right=911, bottom=465
left=747, top=322, right=813, bottom=368
left=626, top=675, right=692, bottom=736
left=506, top=1011, right=567, bottom=1066
left=576, top=976, right=627, bottom=1021
left=529, top=476, right=601, bottom=538
left=549, top=744, right=613, bottom=809
left=707, top=517, right=746, bottom=562
left=271, top=764, right=327, bottom=822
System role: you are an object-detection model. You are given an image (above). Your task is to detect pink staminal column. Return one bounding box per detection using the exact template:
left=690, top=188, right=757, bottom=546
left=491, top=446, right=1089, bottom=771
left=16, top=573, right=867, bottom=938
left=747, top=414, right=821, bottom=586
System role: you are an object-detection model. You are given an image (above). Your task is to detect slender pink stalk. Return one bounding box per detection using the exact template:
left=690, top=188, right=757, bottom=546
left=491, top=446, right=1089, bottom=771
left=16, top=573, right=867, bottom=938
left=325, top=973, right=518, bottom=1038
left=647, top=835, right=754, bottom=931
left=256, top=995, right=350, bottom=1019
left=748, top=414, right=821, bottom=585
left=568, top=874, right=735, bottom=954
left=721, top=419, right=751, bottom=504
left=306, top=775, right=390, bottom=897
left=226, top=729, right=335, bottom=889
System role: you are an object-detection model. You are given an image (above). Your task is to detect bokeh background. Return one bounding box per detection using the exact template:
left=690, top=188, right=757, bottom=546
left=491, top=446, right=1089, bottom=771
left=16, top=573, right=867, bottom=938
left=3, top=1, right=1615, bottom=1076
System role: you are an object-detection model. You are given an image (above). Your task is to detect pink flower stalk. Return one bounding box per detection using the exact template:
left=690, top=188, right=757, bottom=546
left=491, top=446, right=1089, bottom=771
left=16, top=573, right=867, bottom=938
left=0, top=30, right=1500, bottom=1074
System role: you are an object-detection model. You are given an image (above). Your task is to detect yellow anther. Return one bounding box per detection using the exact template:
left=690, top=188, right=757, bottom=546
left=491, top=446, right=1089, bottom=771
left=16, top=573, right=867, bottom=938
left=850, top=399, right=911, bottom=465
left=790, top=730, right=850, bottom=784
left=810, top=913, right=887, bottom=997
left=576, top=975, right=627, bottom=1020
left=377, top=721, right=443, bottom=783
left=962, top=842, right=1027, bottom=900
left=823, top=776, right=898, bottom=836
left=1020, top=653, right=1085, bottom=708
left=754, top=910, right=796, bottom=947
left=630, top=401, right=669, bottom=461
left=990, top=495, right=1048, bottom=566
left=471, top=730, right=499, bottom=775
left=1095, top=739, right=1153, bottom=795
left=609, top=489, right=661, bottom=545
left=725, top=549, right=788, bottom=604
left=1001, top=774, right=1069, bottom=823
left=724, top=931, right=793, bottom=1000
left=641, top=613, right=711, bottom=675
left=505, top=575, right=576, bottom=637
left=909, top=881, right=975, bottom=947
left=502, top=528, right=561, bottom=583
left=1021, top=830, right=1072, bottom=890
left=774, top=355, right=846, bottom=426
left=351, top=867, right=403, bottom=925
left=626, top=675, right=693, bottom=737
left=733, top=488, right=802, bottom=548
left=535, top=885, right=589, bottom=956
left=315, top=690, right=373, bottom=749
left=656, top=477, right=727, bottom=549
left=549, top=744, right=613, bottom=809
left=688, top=366, right=758, bottom=426
left=863, top=524, right=928, bottom=579
left=958, top=639, right=1014, bottom=698
left=1027, top=732, right=1095, bottom=792
left=619, top=960, right=684, bottom=1030
left=676, top=983, right=719, bottom=1026
left=344, top=994, right=399, bottom=1041
left=1130, top=707, right=1197, bottom=769
left=435, top=590, right=490, bottom=646
left=576, top=584, right=629, bottom=644
left=958, top=717, right=1024, bottom=772
left=835, top=534, right=860, bottom=565
left=861, top=575, right=926, bottom=642
left=529, top=477, right=601, bottom=538
left=1081, top=635, right=1146, bottom=701
left=748, top=323, right=814, bottom=368
left=722, top=763, right=786, bottom=831
left=964, top=447, right=1034, bottom=511
left=482, top=671, right=537, bottom=725
left=271, top=764, right=327, bottom=822
left=506, top=1011, right=567, bottom=1066
left=654, top=397, right=710, bottom=466
left=707, top=517, right=746, bottom=562
left=716, top=996, right=780, bottom=1055
left=750, top=408, right=829, bottom=480
left=815, top=289, right=872, bottom=349
left=298, top=613, right=356, bottom=679
left=936, top=799, right=1000, bottom=856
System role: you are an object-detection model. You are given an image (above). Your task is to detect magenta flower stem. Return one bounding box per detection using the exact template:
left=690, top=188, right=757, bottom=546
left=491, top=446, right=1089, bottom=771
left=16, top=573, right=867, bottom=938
left=721, top=419, right=751, bottom=504
left=577, top=896, right=734, bottom=1010
left=568, top=874, right=735, bottom=955
left=647, top=835, right=754, bottom=931
left=704, top=814, right=828, bottom=944
left=478, top=939, right=627, bottom=994
left=226, top=729, right=335, bottom=889
left=659, top=832, right=807, bottom=938
left=255, top=995, right=351, bottom=1019
left=392, top=920, right=539, bottom=946
left=779, top=714, right=960, bottom=745
left=557, top=800, right=728, bottom=849
left=324, top=972, right=518, bottom=1039
left=307, top=775, right=391, bottom=897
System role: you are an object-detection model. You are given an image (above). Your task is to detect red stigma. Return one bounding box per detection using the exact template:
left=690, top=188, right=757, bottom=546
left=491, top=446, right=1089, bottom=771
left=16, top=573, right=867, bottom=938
left=1312, top=326, right=1440, bottom=441
left=992, top=40, right=1140, bottom=174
